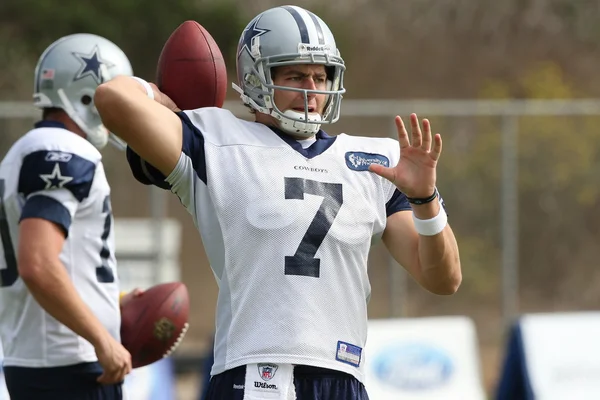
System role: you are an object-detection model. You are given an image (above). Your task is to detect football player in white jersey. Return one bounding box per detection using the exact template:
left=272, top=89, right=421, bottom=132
left=0, top=34, right=135, bottom=400
left=95, top=5, right=462, bottom=399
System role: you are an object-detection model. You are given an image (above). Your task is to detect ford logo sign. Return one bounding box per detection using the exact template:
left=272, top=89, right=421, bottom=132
left=372, top=342, right=454, bottom=390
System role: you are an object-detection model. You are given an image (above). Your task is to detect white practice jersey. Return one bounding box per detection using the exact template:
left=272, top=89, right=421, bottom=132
left=0, top=121, right=120, bottom=368
left=127, top=108, right=411, bottom=382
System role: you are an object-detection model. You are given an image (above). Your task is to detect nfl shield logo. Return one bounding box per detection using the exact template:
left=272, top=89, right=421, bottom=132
left=257, top=363, right=278, bottom=381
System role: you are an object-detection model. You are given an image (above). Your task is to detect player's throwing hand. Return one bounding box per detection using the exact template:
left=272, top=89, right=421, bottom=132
left=369, top=113, right=442, bottom=199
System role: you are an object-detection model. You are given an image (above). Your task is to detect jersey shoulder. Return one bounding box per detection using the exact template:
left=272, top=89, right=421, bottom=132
left=181, top=107, right=284, bottom=147
left=19, top=127, right=102, bottom=163
left=16, top=127, right=101, bottom=201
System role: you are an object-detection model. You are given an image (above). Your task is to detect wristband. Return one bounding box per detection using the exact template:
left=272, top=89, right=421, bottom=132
left=406, top=188, right=438, bottom=205
left=412, top=202, right=448, bottom=236
left=131, top=77, right=155, bottom=100
left=119, top=291, right=127, bottom=302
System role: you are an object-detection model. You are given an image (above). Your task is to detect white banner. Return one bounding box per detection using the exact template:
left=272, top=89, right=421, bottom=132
left=364, top=316, right=485, bottom=400
left=497, top=312, right=600, bottom=400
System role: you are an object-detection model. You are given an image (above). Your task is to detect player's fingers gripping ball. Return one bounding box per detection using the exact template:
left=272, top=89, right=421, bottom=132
left=120, top=282, right=190, bottom=368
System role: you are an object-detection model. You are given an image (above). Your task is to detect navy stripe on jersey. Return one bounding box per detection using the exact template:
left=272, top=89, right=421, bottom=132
left=125, top=147, right=171, bottom=189
left=270, top=127, right=337, bottom=159
left=20, top=195, right=72, bottom=237
left=386, top=189, right=411, bottom=216
left=126, top=111, right=206, bottom=188
left=34, top=120, right=66, bottom=130
left=18, top=151, right=96, bottom=202
left=307, top=11, right=325, bottom=45
left=178, top=111, right=207, bottom=184
left=283, top=6, right=310, bottom=43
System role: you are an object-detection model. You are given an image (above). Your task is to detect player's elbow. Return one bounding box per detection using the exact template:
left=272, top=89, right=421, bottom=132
left=423, top=269, right=462, bottom=296
left=17, top=261, right=45, bottom=285
left=17, top=249, right=54, bottom=285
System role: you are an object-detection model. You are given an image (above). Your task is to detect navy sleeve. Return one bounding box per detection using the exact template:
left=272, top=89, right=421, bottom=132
left=18, top=150, right=96, bottom=202
left=126, top=111, right=206, bottom=188
left=20, top=195, right=72, bottom=237
left=126, top=146, right=170, bottom=189
left=386, top=189, right=412, bottom=217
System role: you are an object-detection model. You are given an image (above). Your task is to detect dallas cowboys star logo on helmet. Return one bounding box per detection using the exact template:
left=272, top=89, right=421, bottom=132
left=72, top=45, right=114, bottom=85
left=238, top=16, right=271, bottom=59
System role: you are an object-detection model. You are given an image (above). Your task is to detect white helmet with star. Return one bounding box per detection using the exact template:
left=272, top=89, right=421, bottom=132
left=33, top=33, right=133, bottom=149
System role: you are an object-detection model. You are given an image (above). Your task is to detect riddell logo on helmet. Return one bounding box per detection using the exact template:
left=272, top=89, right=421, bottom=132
left=298, top=44, right=332, bottom=54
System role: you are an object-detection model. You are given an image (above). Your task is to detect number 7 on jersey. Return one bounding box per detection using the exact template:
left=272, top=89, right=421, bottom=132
left=284, top=177, right=343, bottom=278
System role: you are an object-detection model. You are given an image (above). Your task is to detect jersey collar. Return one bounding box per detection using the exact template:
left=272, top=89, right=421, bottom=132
left=268, top=126, right=337, bottom=159
left=34, top=120, right=67, bottom=130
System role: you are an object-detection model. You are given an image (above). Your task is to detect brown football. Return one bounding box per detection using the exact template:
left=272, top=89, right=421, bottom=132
left=156, top=20, right=228, bottom=110
left=120, top=282, right=190, bottom=368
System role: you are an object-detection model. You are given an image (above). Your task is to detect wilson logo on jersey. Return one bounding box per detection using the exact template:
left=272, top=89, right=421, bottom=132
left=254, top=382, right=278, bottom=389
left=345, top=151, right=389, bottom=171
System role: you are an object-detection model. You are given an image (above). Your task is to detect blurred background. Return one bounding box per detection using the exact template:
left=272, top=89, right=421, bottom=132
left=2, top=0, right=600, bottom=399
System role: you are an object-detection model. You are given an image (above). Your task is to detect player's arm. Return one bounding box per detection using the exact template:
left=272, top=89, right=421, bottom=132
left=382, top=194, right=461, bottom=295
left=18, top=218, right=116, bottom=350
left=94, top=75, right=182, bottom=177
left=16, top=150, right=120, bottom=350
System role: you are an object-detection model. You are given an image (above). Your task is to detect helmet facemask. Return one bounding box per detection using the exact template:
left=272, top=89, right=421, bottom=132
left=234, top=52, right=345, bottom=138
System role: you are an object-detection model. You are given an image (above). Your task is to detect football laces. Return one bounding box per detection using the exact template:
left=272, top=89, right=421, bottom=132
left=162, top=322, right=190, bottom=358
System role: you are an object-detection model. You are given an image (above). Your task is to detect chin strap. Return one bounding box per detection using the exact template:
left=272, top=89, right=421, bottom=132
left=279, top=110, right=321, bottom=137
left=57, top=89, right=108, bottom=149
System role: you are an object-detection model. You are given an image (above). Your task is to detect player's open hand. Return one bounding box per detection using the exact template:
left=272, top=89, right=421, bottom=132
left=368, top=113, right=441, bottom=198
left=95, top=334, right=132, bottom=385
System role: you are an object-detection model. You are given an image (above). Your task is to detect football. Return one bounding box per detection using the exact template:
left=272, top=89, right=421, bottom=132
left=120, top=282, right=190, bottom=368
left=156, top=20, right=228, bottom=110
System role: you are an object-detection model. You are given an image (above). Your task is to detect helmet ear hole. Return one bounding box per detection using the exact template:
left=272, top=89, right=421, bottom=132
left=81, top=95, right=92, bottom=105
left=325, top=66, right=335, bottom=81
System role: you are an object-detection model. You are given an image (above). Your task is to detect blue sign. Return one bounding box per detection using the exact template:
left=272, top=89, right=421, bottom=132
left=372, top=342, right=454, bottom=390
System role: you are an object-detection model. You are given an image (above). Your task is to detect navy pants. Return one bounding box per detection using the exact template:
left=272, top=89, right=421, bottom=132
left=4, top=362, right=122, bottom=400
left=205, top=364, right=370, bottom=400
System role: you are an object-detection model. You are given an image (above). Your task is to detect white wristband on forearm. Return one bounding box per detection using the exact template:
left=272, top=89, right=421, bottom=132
left=412, top=203, right=448, bottom=236
left=131, top=77, right=154, bottom=100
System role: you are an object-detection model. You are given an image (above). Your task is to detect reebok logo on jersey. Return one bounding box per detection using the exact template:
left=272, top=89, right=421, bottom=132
left=44, top=151, right=73, bottom=163
left=345, top=152, right=389, bottom=171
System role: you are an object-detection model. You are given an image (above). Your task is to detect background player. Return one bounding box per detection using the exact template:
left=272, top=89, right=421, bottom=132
left=0, top=33, right=134, bottom=399
left=95, top=5, right=462, bottom=399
